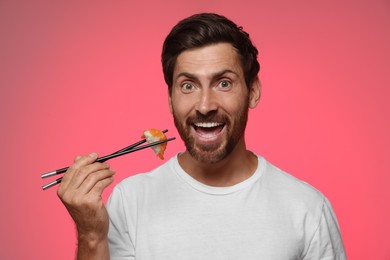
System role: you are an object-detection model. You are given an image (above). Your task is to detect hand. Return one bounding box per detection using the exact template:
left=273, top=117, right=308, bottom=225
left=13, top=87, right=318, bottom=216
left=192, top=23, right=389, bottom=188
left=57, top=152, right=115, bottom=244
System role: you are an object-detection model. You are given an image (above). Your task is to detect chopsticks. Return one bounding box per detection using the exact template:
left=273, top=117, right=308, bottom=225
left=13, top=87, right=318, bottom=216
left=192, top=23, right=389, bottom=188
left=41, top=130, right=175, bottom=190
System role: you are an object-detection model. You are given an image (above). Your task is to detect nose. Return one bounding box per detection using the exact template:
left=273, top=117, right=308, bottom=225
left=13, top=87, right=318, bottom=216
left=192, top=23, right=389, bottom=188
left=195, top=88, right=218, bottom=115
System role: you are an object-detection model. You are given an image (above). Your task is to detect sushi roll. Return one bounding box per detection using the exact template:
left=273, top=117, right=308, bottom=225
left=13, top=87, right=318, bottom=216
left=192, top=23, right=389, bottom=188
left=142, top=128, right=167, bottom=160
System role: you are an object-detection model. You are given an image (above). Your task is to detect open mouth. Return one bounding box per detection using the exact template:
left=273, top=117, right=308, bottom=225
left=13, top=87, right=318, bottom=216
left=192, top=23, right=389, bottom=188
left=192, top=122, right=225, bottom=140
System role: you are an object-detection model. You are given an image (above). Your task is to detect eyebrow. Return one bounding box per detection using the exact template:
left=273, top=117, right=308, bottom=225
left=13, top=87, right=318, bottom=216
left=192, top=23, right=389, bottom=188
left=175, top=69, right=239, bottom=82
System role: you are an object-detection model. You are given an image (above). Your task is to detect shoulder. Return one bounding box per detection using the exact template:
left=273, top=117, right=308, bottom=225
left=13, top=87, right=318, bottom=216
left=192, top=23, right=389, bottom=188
left=106, top=155, right=181, bottom=217
left=110, top=155, right=177, bottom=198
left=259, top=156, right=326, bottom=213
left=258, top=157, right=346, bottom=258
left=258, top=157, right=345, bottom=248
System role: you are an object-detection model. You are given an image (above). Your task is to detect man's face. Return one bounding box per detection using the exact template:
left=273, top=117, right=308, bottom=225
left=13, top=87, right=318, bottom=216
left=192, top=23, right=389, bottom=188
left=169, top=43, right=259, bottom=163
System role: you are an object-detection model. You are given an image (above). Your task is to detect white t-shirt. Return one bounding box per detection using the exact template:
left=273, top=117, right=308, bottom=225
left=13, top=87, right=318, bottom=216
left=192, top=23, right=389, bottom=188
left=107, top=154, right=346, bottom=260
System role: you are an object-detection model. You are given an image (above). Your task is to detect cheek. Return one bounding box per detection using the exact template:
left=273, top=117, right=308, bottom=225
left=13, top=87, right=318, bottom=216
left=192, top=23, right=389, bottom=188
left=171, top=94, right=195, bottom=116
left=171, top=100, right=189, bottom=120
left=168, top=96, right=173, bottom=114
left=221, top=95, right=246, bottom=114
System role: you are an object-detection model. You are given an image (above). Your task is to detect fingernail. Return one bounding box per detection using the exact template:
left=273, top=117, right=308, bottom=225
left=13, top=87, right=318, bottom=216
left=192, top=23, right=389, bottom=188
left=103, top=163, right=110, bottom=168
left=89, top=152, right=98, bottom=158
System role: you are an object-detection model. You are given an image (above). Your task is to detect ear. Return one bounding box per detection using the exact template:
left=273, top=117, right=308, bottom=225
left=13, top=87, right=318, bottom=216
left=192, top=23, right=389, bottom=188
left=249, top=77, right=261, bottom=109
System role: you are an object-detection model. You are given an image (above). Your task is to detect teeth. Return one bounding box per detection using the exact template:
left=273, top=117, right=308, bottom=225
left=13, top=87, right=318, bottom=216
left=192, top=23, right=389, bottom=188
left=194, top=122, right=223, bottom=128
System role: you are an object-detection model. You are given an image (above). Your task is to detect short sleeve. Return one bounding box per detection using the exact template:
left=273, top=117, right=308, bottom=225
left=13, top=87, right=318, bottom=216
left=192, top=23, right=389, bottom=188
left=303, top=197, right=347, bottom=260
left=106, top=186, right=136, bottom=260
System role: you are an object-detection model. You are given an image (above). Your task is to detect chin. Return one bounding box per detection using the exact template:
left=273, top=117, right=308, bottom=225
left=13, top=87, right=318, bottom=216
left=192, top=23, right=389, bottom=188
left=187, top=142, right=232, bottom=164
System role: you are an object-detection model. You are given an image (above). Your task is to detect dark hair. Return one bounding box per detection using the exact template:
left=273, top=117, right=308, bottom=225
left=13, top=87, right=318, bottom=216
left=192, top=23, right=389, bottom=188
left=162, top=13, right=260, bottom=94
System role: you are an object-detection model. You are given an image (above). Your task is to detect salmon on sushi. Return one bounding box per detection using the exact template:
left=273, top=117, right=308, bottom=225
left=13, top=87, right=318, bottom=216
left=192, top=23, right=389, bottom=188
left=142, top=128, right=168, bottom=160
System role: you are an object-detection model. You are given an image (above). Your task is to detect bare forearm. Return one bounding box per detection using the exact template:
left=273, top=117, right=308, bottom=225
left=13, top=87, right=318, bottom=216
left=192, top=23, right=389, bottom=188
left=56, top=153, right=115, bottom=260
left=77, top=235, right=110, bottom=260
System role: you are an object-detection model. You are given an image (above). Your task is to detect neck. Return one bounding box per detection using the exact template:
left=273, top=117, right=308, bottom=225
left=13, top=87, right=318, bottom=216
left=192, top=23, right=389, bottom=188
left=178, top=138, right=258, bottom=187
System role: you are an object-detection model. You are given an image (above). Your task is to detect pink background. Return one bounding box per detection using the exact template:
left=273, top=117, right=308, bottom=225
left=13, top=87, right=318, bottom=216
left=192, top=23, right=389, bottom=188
left=1, top=1, right=389, bottom=259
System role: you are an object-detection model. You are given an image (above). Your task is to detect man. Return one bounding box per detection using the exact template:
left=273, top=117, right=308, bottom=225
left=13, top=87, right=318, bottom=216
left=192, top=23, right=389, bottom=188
left=58, top=13, right=346, bottom=259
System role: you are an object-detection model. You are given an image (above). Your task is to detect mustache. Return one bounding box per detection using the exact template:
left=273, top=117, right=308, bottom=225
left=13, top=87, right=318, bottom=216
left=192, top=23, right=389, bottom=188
left=186, top=111, right=228, bottom=124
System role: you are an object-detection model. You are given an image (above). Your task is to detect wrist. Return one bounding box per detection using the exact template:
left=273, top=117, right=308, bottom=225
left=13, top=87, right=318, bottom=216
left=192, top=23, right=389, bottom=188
left=77, top=233, right=109, bottom=260
left=78, top=232, right=107, bottom=249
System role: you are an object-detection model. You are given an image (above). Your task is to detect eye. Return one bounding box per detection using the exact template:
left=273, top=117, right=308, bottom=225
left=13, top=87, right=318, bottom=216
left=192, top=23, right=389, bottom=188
left=181, top=82, right=194, bottom=93
left=218, top=80, right=232, bottom=90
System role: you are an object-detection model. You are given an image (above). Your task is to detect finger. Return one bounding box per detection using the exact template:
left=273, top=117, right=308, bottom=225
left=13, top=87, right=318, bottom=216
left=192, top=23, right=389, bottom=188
left=76, top=168, right=116, bottom=195
left=89, top=175, right=115, bottom=197
left=59, top=153, right=99, bottom=191
left=74, top=155, right=82, bottom=162
left=58, top=163, right=112, bottom=204
left=67, top=162, right=111, bottom=191
left=72, top=152, right=99, bottom=169
left=94, top=175, right=115, bottom=194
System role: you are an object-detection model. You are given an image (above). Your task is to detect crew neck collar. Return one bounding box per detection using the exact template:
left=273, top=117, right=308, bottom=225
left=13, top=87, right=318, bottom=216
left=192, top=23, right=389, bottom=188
left=170, top=153, right=265, bottom=195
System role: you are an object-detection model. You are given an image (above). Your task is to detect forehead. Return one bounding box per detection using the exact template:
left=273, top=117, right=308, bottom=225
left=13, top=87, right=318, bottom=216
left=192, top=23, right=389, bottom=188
left=173, top=43, right=243, bottom=79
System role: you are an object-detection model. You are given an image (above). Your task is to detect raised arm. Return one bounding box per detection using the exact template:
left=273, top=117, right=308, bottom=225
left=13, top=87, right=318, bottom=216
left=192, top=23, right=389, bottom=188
left=57, top=152, right=116, bottom=260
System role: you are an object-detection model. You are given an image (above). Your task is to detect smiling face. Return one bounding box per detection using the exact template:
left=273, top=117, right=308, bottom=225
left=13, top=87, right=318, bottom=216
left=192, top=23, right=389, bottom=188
left=169, top=43, right=260, bottom=163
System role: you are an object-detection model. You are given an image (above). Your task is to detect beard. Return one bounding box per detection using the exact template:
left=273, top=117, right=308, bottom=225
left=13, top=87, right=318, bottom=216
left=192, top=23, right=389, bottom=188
left=172, top=100, right=249, bottom=164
